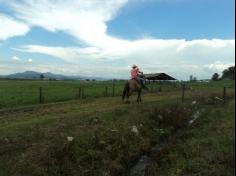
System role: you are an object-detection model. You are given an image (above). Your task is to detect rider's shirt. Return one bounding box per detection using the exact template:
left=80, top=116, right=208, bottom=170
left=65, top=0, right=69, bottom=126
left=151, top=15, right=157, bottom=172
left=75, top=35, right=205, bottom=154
left=131, top=68, right=139, bottom=79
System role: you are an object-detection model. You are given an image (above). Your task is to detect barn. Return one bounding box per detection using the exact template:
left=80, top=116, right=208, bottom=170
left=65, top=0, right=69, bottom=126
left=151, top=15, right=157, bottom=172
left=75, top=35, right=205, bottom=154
left=144, top=73, right=177, bottom=81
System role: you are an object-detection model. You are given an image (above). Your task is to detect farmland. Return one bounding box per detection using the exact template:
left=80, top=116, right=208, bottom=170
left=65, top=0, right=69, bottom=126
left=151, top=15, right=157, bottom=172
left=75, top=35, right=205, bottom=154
left=0, top=80, right=235, bottom=176
left=0, top=79, right=184, bottom=108
left=0, top=79, right=234, bottom=108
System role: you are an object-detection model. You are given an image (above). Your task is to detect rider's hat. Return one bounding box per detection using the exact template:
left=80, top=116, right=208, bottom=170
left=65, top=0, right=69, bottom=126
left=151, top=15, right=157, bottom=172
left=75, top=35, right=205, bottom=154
left=132, top=64, right=137, bottom=68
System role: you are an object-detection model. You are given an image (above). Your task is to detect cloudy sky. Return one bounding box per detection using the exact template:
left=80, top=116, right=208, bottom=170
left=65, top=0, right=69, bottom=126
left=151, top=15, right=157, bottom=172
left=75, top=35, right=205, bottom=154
left=0, top=0, right=235, bottom=80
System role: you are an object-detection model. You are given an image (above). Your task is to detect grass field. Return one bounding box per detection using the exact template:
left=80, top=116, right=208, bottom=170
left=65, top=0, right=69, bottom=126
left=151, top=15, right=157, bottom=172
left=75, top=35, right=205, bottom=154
left=0, top=79, right=183, bottom=108
left=0, top=80, right=234, bottom=176
left=0, top=80, right=125, bottom=108
left=146, top=99, right=235, bottom=176
left=0, top=79, right=234, bottom=108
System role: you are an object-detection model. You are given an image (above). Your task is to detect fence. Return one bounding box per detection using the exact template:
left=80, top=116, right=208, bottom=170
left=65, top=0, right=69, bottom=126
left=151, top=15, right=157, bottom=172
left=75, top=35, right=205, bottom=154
left=0, top=80, right=234, bottom=109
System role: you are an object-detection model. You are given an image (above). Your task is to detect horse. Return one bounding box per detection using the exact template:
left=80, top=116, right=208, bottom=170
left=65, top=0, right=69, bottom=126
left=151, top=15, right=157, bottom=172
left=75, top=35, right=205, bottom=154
left=122, top=79, right=142, bottom=103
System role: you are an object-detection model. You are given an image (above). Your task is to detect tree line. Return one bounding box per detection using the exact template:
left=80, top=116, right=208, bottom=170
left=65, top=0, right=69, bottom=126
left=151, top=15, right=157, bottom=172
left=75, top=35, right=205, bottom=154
left=211, top=66, right=235, bottom=81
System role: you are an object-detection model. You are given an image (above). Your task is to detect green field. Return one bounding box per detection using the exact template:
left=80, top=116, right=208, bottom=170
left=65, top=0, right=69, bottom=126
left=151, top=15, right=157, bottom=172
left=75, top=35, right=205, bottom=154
left=0, top=79, right=182, bottom=108
left=0, top=80, right=124, bottom=108
left=0, top=80, right=235, bottom=176
left=0, top=79, right=234, bottom=109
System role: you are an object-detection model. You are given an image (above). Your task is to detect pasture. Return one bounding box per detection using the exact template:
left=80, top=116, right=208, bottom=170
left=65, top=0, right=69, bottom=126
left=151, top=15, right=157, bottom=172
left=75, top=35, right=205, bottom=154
left=0, top=80, right=235, bottom=176
left=0, top=79, right=234, bottom=108
left=0, top=79, right=184, bottom=108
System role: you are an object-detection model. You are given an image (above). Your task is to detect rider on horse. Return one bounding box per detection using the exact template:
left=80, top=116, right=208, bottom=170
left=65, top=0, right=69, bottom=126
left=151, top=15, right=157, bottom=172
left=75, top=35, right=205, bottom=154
left=130, top=65, right=148, bottom=90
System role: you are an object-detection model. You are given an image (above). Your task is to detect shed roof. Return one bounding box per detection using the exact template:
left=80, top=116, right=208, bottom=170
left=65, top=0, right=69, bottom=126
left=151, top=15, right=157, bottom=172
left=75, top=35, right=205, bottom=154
left=144, top=73, right=176, bottom=80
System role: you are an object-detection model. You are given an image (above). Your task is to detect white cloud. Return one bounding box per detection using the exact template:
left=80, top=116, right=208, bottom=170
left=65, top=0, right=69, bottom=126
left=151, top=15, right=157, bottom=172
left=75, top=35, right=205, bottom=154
left=15, top=39, right=235, bottom=63
left=1, top=0, right=235, bottom=80
left=12, top=55, right=21, bottom=61
left=14, top=45, right=105, bottom=62
left=0, top=14, right=29, bottom=40
left=14, top=38, right=234, bottom=80
left=28, top=58, right=33, bottom=62
left=3, top=0, right=129, bottom=48
left=204, top=61, right=235, bottom=74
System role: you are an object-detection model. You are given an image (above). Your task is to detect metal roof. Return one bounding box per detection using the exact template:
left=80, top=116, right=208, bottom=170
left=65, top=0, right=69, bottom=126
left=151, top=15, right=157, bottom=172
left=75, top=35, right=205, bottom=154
left=144, top=73, right=176, bottom=80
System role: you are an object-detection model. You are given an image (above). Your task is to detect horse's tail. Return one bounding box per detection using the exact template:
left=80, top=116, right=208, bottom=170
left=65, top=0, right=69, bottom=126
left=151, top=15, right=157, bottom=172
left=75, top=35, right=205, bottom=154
left=122, top=81, right=129, bottom=100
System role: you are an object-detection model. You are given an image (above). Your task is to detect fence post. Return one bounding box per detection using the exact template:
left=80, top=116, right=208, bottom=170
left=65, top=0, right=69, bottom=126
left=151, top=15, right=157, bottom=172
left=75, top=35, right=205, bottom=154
left=105, top=86, right=108, bottom=97
left=39, top=87, right=43, bottom=103
left=223, top=87, right=226, bottom=102
left=112, top=80, right=115, bottom=96
left=182, top=83, right=185, bottom=103
left=78, top=87, right=82, bottom=99
left=82, top=87, right=85, bottom=99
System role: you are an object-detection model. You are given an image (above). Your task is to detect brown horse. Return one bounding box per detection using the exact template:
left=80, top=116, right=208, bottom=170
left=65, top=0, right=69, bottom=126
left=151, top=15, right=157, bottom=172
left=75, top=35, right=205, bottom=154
left=122, top=79, right=142, bottom=103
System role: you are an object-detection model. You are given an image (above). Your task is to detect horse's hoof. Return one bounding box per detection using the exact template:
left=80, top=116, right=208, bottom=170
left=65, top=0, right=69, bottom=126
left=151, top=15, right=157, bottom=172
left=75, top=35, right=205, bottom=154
left=125, top=101, right=130, bottom=104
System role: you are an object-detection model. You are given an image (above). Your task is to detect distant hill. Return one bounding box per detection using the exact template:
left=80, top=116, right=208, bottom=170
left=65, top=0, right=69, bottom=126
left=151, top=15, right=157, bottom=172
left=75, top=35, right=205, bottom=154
left=0, top=71, right=106, bottom=80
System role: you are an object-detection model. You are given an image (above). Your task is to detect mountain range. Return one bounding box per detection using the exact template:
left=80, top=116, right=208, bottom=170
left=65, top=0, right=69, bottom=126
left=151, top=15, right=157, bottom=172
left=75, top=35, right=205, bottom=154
left=0, top=71, right=106, bottom=80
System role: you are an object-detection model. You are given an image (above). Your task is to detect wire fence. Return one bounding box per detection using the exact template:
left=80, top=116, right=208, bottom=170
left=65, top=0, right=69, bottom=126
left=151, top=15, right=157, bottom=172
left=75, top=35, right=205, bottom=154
left=0, top=80, right=234, bottom=109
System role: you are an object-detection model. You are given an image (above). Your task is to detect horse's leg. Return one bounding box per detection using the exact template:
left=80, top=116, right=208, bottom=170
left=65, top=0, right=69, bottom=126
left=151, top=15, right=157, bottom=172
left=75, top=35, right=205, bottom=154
left=139, top=91, right=142, bottom=102
left=137, top=90, right=141, bottom=103
left=126, top=85, right=130, bottom=99
left=122, top=88, right=126, bottom=101
left=138, top=89, right=142, bottom=102
left=122, top=82, right=129, bottom=102
left=126, top=90, right=130, bottom=103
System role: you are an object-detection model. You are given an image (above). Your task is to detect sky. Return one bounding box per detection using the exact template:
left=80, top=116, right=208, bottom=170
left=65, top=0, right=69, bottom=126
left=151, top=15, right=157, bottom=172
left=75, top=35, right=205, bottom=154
left=0, top=0, right=235, bottom=80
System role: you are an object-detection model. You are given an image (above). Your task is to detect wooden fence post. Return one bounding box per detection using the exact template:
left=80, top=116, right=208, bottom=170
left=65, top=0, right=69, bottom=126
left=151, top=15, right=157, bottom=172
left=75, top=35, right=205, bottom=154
left=112, top=80, right=115, bottom=96
left=78, top=87, right=82, bottom=99
left=82, top=87, right=85, bottom=99
left=182, top=83, right=185, bottom=103
left=223, top=87, right=226, bottom=102
left=39, top=87, right=43, bottom=103
left=105, top=86, right=108, bottom=97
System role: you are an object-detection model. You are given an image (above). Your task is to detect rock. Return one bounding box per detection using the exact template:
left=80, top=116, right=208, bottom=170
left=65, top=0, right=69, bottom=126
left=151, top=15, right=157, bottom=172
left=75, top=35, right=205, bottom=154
left=131, top=126, right=138, bottom=134
left=110, top=129, right=118, bottom=132
left=67, top=136, right=74, bottom=142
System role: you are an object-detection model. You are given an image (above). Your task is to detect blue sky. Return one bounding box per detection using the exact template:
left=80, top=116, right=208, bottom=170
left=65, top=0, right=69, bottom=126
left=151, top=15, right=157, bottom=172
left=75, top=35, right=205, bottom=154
left=0, top=0, right=235, bottom=80
left=108, top=0, right=235, bottom=39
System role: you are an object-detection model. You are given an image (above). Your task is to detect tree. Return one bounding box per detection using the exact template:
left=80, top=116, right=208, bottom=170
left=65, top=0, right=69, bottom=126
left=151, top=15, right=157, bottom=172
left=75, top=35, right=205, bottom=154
left=221, top=66, right=235, bottom=80
left=192, top=77, right=197, bottom=82
left=189, top=75, right=197, bottom=82
left=40, top=74, right=45, bottom=79
left=211, top=73, right=219, bottom=81
left=189, top=75, right=193, bottom=82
